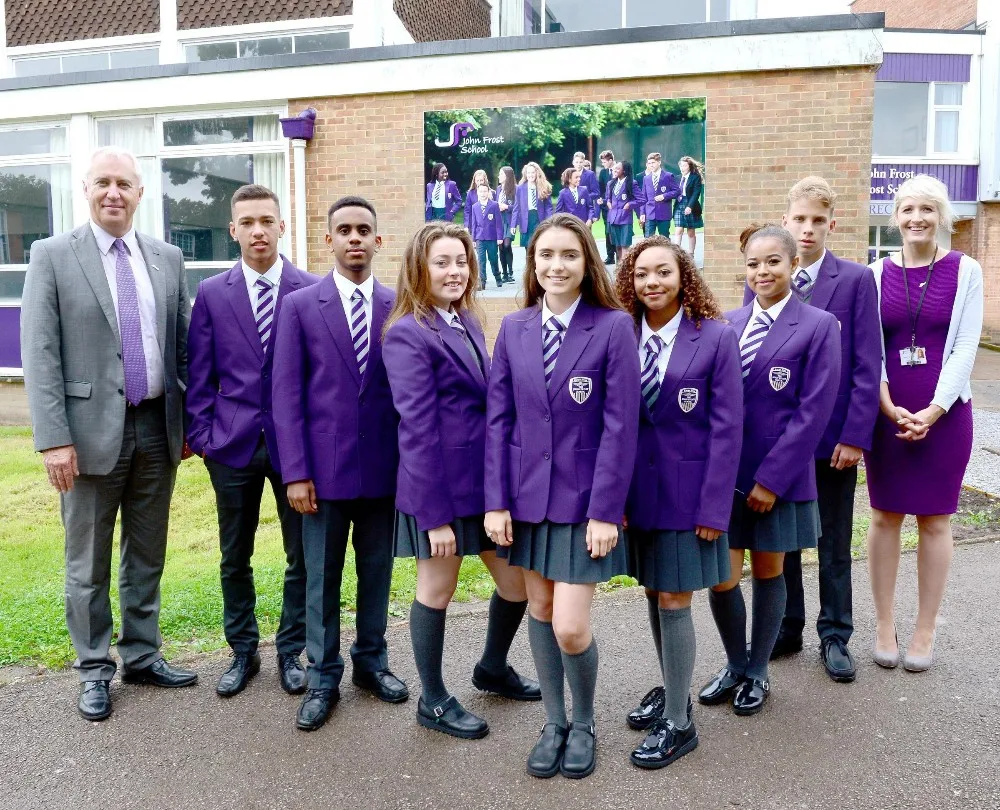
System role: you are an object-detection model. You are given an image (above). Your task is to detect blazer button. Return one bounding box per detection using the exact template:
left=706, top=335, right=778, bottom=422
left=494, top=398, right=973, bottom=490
left=543, top=412, right=550, bottom=421
left=118, top=388, right=124, bottom=395
left=543, top=452, right=550, bottom=460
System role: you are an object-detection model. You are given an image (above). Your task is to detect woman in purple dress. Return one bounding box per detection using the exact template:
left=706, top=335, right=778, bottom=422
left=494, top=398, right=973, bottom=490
left=865, top=175, right=983, bottom=673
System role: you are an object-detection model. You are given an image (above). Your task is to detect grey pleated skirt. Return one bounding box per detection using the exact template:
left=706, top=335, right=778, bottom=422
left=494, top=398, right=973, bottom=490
left=727, top=495, right=820, bottom=553
left=626, top=528, right=730, bottom=592
left=499, top=520, right=627, bottom=584
left=393, top=512, right=494, bottom=560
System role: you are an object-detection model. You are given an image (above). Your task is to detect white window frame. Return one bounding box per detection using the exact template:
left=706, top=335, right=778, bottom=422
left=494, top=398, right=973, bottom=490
left=174, top=16, right=353, bottom=63
left=182, top=27, right=352, bottom=63
left=529, top=0, right=757, bottom=33
left=928, top=81, right=964, bottom=157
left=9, top=43, right=160, bottom=77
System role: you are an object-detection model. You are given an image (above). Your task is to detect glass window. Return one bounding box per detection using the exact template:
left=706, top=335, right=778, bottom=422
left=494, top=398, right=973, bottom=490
left=0, top=127, right=67, bottom=157
left=628, top=0, right=705, bottom=26
left=0, top=165, right=73, bottom=265
left=934, top=110, right=959, bottom=152
left=0, top=268, right=27, bottom=304
left=934, top=83, right=962, bottom=105
left=185, top=42, right=238, bottom=62
left=524, top=0, right=543, bottom=34
left=872, top=82, right=928, bottom=157
left=163, top=115, right=281, bottom=147
left=13, top=57, right=61, bottom=77
left=61, top=52, right=110, bottom=73
left=239, top=37, right=293, bottom=57
left=294, top=32, right=350, bottom=53
left=544, top=0, right=622, bottom=32
left=110, top=48, right=159, bottom=69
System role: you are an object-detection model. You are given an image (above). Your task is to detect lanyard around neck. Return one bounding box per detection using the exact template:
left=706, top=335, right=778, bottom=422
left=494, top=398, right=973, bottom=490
left=900, top=251, right=936, bottom=350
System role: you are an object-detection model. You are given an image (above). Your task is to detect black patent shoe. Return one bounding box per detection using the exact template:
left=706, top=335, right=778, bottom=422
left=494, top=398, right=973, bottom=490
left=278, top=654, right=307, bottom=695
left=627, top=685, right=665, bottom=730
left=821, top=638, right=856, bottom=683
left=353, top=668, right=410, bottom=703
left=732, top=677, right=770, bottom=715
left=697, top=666, right=742, bottom=705
left=417, top=695, right=489, bottom=739
left=216, top=652, right=261, bottom=697
left=472, top=663, right=541, bottom=701
left=296, top=687, right=339, bottom=731
left=560, top=721, right=597, bottom=779
left=629, top=717, right=699, bottom=769
left=122, top=658, right=198, bottom=688
left=526, top=723, right=569, bottom=778
left=78, top=680, right=112, bottom=721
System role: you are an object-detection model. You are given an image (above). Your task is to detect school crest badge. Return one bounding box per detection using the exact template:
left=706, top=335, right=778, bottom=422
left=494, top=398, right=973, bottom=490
left=569, top=376, right=593, bottom=404
left=488, top=213, right=494, bottom=220
left=621, top=193, right=628, bottom=200
left=661, top=185, right=667, bottom=192
left=678, top=387, right=698, bottom=413
left=769, top=367, right=790, bottom=391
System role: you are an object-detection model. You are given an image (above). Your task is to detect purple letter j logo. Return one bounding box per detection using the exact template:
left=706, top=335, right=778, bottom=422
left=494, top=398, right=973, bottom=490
left=435, top=121, right=477, bottom=148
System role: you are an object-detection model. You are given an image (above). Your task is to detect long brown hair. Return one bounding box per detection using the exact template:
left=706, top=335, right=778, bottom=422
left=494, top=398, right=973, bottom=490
left=616, top=236, right=721, bottom=328
left=385, top=222, right=485, bottom=334
left=521, top=214, right=623, bottom=311
left=520, top=161, right=553, bottom=200
left=679, top=155, right=704, bottom=179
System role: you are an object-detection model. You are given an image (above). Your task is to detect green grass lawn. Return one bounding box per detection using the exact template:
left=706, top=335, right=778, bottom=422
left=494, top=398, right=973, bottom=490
left=0, top=426, right=498, bottom=671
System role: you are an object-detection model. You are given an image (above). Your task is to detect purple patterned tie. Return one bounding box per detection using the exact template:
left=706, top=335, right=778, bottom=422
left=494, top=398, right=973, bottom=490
left=113, top=238, right=148, bottom=406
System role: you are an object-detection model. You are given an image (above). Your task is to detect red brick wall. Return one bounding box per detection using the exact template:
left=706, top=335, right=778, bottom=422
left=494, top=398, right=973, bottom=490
left=849, top=0, right=976, bottom=30
left=5, top=0, right=158, bottom=47
left=971, top=202, right=1000, bottom=340
left=177, top=0, right=351, bottom=31
left=392, top=0, right=491, bottom=42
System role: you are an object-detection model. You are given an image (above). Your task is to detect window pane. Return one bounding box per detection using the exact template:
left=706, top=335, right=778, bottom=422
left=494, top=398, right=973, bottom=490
left=524, top=0, right=542, bottom=33
left=61, top=52, right=110, bottom=73
left=294, top=32, right=350, bottom=53
left=12, top=57, right=61, bottom=77
left=239, top=37, right=293, bottom=57
left=868, top=226, right=878, bottom=246
left=545, top=0, right=622, bottom=32
left=628, top=0, right=705, bottom=26
left=162, top=154, right=283, bottom=262
left=0, top=270, right=27, bottom=305
left=0, top=127, right=67, bottom=157
left=934, top=83, right=962, bottom=105
left=163, top=115, right=280, bottom=146
left=98, top=117, right=157, bottom=155
left=872, top=82, right=928, bottom=156
left=879, top=226, right=902, bottom=248
left=185, top=42, right=238, bottom=62
left=0, top=165, right=73, bottom=264
left=186, top=267, right=228, bottom=293
left=110, top=48, right=160, bottom=69
left=934, top=110, right=959, bottom=152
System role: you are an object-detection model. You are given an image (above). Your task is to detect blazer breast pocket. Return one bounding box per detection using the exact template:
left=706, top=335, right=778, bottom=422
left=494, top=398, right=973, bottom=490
left=559, top=369, right=600, bottom=411
left=674, top=379, right=706, bottom=420
left=764, top=358, right=802, bottom=399
left=64, top=380, right=92, bottom=399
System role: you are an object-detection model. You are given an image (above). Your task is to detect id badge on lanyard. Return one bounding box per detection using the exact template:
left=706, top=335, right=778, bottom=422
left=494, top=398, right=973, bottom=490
left=900, top=254, right=935, bottom=367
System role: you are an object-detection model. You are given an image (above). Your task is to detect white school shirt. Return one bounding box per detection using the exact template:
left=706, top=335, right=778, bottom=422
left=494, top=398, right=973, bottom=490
left=541, top=293, right=582, bottom=334
left=432, top=181, right=445, bottom=207
left=333, top=269, right=374, bottom=349
left=640, top=307, right=683, bottom=380
left=794, top=250, right=826, bottom=288
left=740, top=290, right=793, bottom=344
left=242, top=255, right=283, bottom=303
left=90, top=221, right=164, bottom=399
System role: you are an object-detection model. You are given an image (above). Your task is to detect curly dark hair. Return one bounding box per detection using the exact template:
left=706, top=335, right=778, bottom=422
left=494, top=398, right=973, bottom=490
left=615, top=236, right=722, bottom=328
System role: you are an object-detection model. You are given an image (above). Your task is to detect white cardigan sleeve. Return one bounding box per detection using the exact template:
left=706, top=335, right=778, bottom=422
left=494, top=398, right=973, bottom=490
left=932, top=254, right=983, bottom=412
left=868, top=258, right=889, bottom=384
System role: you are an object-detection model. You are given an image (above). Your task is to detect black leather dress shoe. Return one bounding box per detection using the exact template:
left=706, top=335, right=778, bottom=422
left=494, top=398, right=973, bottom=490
left=630, top=717, right=699, bottom=769
left=216, top=652, right=260, bottom=697
left=697, top=666, right=742, bottom=705
left=560, top=721, right=597, bottom=779
left=416, top=695, right=489, bottom=739
left=732, top=677, right=770, bottom=715
left=296, top=687, right=340, bottom=731
left=78, top=680, right=112, bottom=721
left=769, top=632, right=804, bottom=660
left=526, top=723, right=569, bottom=778
left=626, top=685, right=665, bottom=730
left=821, top=637, right=856, bottom=683
left=277, top=654, right=306, bottom=695
left=471, top=663, right=541, bottom=701
left=122, top=658, right=198, bottom=688
left=353, top=669, right=409, bottom=703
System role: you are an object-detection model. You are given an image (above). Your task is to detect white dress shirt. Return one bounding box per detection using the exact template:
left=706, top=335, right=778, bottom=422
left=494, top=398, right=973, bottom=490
left=795, top=249, right=826, bottom=288
left=333, top=268, right=374, bottom=347
left=90, top=221, right=164, bottom=399
left=741, top=289, right=793, bottom=343
left=432, top=181, right=445, bottom=207
left=640, top=307, right=683, bottom=379
left=542, top=293, right=582, bottom=333
left=242, top=255, right=283, bottom=304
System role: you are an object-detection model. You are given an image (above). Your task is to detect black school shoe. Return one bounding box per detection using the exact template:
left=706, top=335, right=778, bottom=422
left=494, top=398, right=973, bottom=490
left=821, top=638, right=857, bottom=683
left=697, top=666, right=742, bottom=705
left=630, top=718, right=699, bottom=769
left=627, top=685, right=665, bottom=730
left=472, top=663, right=541, bottom=701
left=216, top=652, right=260, bottom=697
left=732, top=677, right=770, bottom=716
left=769, top=632, right=804, bottom=660
left=526, top=723, right=569, bottom=778
left=560, top=722, right=597, bottom=779
left=78, top=680, right=112, bottom=721
left=296, top=687, right=340, bottom=731
left=417, top=695, right=489, bottom=740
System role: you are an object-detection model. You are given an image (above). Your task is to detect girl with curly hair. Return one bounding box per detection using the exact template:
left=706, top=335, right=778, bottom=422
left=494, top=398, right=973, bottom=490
left=614, top=236, right=743, bottom=769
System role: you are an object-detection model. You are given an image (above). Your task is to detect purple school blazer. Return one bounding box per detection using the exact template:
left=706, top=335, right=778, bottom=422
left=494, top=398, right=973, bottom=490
left=383, top=310, right=491, bottom=531
left=186, top=257, right=319, bottom=472
left=626, top=316, right=743, bottom=533
left=510, top=183, right=554, bottom=235
left=606, top=179, right=646, bottom=226
left=464, top=187, right=497, bottom=225
left=485, top=300, right=640, bottom=525
left=726, top=294, right=841, bottom=502
left=425, top=180, right=462, bottom=221
left=642, top=171, right=681, bottom=222
left=580, top=168, right=601, bottom=202
left=742, top=251, right=881, bottom=458
left=555, top=188, right=597, bottom=222
left=272, top=272, right=399, bottom=500
left=467, top=198, right=505, bottom=242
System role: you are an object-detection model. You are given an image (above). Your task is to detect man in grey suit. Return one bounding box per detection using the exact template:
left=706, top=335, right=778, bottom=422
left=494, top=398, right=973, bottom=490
left=21, top=147, right=198, bottom=721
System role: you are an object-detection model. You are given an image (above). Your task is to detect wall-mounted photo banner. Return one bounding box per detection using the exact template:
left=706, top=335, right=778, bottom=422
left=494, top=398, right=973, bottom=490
left=424, top=98, right=707, bottom=292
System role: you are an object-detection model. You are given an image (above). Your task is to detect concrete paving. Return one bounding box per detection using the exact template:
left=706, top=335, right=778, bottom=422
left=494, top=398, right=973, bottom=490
left=1, top=541, right=998, bottom=810
left=972, top=347, right=1000, bottom=412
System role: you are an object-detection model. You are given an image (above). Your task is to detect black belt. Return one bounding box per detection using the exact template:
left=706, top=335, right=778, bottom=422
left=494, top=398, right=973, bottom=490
left=126, top=395, right=165, bottom=411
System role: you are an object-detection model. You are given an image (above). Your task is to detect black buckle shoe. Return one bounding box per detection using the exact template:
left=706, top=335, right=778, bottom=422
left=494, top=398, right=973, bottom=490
left=626, top=685, right=665, bottom=730
left=216, top=652, right=261, bottom=697
left=821, top=637, right=856, bottom=683
left=472, top=663, right=541, bottom=701
left=732, top=677, right=770, bottom=716
left=296, top=687, right=339, bottom=731
left=560, top=721, right=597, bottom=779
left=417, top=695, right=489, bottom=740
left=353, top=668, right=410, bottom=703
left=526, top=723, right=569, bottom=778
left=278, top=653, right=307, bottom=695
left=122, top=658, right=198, bottom=688
left=78, top=680, right=112, bottom=721
left=630, top=717, right=699, bottom=769
left=697, top=666, right=742, bottom=705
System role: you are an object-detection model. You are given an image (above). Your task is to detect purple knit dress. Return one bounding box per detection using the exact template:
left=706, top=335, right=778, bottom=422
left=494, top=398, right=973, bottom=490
left=864, top=250, right=973, bottom=516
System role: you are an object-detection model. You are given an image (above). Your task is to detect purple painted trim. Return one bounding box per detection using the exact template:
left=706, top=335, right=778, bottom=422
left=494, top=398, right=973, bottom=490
left=877, top=53, right=971, bottom=83
left=870, top=163, right=978, bottom=202
left=0, top=307, right=22, bottom=368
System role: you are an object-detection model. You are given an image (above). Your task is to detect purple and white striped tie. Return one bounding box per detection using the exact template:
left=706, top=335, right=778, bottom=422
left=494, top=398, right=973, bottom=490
left=542, top=317, right=565, bottom=389
left=113, top=238, right=148, bottom=406
left=640, top=335, right=663, bottom=409
left=740, top=311, right=774, bottom=379
left=255, top=277, right=275, bottom=355
left=794, top=269, right=814, bottom=299
left=350, top=289, right=369, bottom=376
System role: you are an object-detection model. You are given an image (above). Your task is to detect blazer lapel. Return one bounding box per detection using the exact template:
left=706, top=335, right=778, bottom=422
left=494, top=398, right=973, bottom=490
left=547, top=301, right=596, bottom=401
left=657, top=315, right=701, bottom=415
left=467, top=315, right=490, bottom=388
left=519, top=306, right=549, bottom=407
left=361, top=280, right=393, bottom=392
left=225, top=261, right=265, bottom=363
left=747, top=295, right=800, bottom=389
left=318, top=272, right=363, bottom=387
left=804, top=251, right=840, bottom=311
left=136, top=234, right=166, bottom=353
left=71, top=225, right=119, bottom=343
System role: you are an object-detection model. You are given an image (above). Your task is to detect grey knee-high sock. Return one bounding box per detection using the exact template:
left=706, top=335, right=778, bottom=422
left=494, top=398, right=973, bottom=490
left=659, top=607, right=696, bottom=729
left=528, top=616, right=567, bottom=727
left=709, top=585, right=749, bottom=676
left=479, top=591, right=527, bottom=676
left=562, top=640, right=599, bottom=727
left=747, top=575, right=787, bottom=681
left=647, top=592, right=663, bottom=673
left=410, top=600, right=449, bottom=705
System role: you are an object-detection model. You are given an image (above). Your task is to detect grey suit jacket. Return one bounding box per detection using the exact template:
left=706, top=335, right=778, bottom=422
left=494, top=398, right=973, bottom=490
left=21, top=222, right=190, bottom=475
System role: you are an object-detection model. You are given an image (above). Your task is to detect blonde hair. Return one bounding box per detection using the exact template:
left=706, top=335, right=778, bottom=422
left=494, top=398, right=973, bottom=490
left=890, top=174, right=956, bottom=235
left=787, top=175, right=837, bottom=213
left=520, top=161, right=553, bottom=200
left=467, top=169, right=490, bottom=192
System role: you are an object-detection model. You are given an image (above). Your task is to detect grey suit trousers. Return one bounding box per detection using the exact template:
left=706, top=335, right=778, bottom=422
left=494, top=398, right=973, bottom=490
left=62, top=398, right=177, bottom=682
